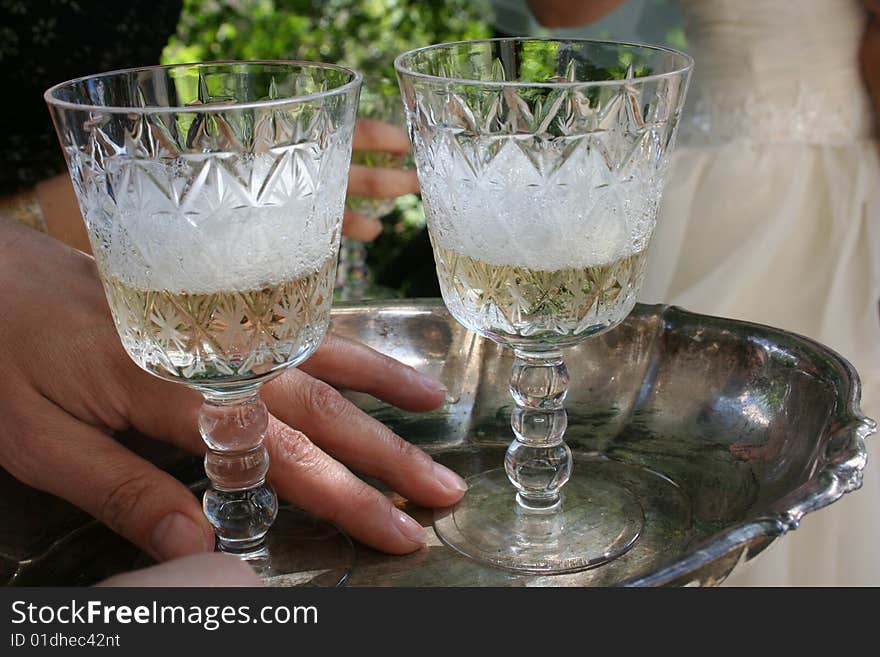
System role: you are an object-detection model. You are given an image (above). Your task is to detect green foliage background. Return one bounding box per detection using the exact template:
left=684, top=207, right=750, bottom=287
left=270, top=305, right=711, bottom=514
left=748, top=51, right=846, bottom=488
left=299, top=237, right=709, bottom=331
left=163, top=0, right=492, bottom=79
left=162, top=0, right=492, bottom=296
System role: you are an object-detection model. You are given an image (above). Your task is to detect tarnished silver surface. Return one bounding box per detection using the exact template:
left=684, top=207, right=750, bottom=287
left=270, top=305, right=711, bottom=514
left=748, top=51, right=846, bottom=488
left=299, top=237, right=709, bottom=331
left=2, top=300, right=872, bottom=586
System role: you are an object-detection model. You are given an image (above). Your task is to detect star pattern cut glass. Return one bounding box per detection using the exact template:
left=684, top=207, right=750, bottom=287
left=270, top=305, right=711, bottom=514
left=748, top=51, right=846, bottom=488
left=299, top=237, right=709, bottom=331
left=45, top=62, right=362, bottom=571
left=396, top=39, right=692, bottom=572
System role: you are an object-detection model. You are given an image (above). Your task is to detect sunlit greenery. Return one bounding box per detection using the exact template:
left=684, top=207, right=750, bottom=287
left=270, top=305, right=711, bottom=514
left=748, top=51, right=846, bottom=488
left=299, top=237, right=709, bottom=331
left=163, top=0, right=492, bottom=83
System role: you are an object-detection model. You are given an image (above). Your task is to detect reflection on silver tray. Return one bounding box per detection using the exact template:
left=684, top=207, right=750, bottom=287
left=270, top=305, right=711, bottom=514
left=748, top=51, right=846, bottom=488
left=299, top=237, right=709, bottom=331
left=1, top=301, right=872, bottom=586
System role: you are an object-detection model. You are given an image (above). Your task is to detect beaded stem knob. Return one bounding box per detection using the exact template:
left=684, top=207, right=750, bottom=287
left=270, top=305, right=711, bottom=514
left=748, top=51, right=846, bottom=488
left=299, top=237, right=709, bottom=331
left=200, top=391, right=278, bottom=560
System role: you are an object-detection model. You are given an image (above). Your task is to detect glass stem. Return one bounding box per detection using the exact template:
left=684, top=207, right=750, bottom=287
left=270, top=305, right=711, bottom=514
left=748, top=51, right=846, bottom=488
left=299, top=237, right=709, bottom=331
left=200, top=387, right=278, bottom=560
left=505, top=349, right=572, bottom=511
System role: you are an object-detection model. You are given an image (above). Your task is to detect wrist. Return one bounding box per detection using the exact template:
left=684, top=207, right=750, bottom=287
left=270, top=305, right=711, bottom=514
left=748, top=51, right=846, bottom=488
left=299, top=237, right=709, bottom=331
left=35, top=173, right=92, bottom=254
left=0, top=185, right=47, bottom=233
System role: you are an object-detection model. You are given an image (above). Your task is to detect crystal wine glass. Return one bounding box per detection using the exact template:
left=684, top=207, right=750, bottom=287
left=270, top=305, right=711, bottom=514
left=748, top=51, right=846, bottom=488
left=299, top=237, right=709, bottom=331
left=45, top=61, right=362, bottom=567
left=396, top=39, right=692, bottom=572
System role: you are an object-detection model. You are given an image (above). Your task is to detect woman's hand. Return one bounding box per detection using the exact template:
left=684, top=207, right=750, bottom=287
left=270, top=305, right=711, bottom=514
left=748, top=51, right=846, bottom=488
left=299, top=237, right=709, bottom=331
left=0, top=219, right=464, bottom=562
left=97, top=553, right=263, bottom=587
left=526, top=0, right=627, bottom=29
left=343, top=119, right=419, bottom=241
left=861, top=3, right=880, bottom=129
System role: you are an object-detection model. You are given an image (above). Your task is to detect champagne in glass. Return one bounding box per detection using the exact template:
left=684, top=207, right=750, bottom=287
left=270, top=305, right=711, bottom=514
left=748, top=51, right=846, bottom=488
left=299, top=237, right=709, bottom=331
left=432, top=244, right=649, bottom=346
left=102, top=255, right=336, bottom=382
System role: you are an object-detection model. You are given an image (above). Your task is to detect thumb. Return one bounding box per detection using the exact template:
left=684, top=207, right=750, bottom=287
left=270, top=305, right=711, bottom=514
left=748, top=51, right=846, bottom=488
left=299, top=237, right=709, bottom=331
left=6, top=397, right=214, bottom=562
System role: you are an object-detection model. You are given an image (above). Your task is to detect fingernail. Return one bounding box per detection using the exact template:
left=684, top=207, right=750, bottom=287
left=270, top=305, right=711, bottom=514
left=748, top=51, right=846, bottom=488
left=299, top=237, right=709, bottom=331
left=432, top=462, right=468, bottom=494
left=393, top=509, right=425, bottom=547
left=413, top=370, right=447, bottom=397
left=151, top=512, right=212, bottom=560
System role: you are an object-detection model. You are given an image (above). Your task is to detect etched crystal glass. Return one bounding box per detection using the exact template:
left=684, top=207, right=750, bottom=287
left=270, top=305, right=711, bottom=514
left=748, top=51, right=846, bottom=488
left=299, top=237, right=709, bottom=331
left=396, top=39, right=692, bottom=572
left=45, top=62, right=361, bottom=566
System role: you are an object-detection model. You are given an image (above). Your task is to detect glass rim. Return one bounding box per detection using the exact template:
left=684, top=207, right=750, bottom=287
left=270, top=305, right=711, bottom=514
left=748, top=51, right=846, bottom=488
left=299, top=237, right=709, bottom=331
left=44, top=59, right=363, bottom=115
left=394, top=37, right=694, bottom=89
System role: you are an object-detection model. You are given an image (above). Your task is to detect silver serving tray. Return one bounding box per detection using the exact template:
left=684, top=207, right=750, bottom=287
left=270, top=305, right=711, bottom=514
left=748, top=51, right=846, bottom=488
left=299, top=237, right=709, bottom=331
left=2, top=300, right=872, bottom=586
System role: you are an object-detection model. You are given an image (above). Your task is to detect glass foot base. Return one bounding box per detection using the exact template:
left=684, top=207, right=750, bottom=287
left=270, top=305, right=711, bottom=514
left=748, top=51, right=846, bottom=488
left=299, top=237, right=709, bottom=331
left=218, top=540, right=271, bottom=574
left=230, top=506, right=355, bottom=586
left=434, top=466, right=644, bottom=574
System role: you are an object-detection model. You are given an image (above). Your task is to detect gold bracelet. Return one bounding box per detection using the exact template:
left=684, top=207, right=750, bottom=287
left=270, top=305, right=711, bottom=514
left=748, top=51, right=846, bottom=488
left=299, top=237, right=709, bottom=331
left=0, top=186, right=48, bottom=233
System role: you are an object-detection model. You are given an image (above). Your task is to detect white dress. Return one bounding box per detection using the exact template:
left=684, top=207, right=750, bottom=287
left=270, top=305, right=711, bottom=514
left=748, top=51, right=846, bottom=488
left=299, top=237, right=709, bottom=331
left=639, top=0, right=880, bottom=586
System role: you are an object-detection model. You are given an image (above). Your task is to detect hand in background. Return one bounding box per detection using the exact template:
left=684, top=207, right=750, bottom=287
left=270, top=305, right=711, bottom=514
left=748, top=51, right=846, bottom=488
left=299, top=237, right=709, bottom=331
left=0, top=219, right=464, bottom=563
left=861, top=2, right=880, bottom=128
left=527, top=0, right=627, bottom=28
left=343, top=119, right=419, bottom=241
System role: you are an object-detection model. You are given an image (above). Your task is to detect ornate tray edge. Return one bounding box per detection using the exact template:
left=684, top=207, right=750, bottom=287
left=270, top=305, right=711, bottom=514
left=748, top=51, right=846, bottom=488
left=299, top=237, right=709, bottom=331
left=623, top=305, right=874, bottom=585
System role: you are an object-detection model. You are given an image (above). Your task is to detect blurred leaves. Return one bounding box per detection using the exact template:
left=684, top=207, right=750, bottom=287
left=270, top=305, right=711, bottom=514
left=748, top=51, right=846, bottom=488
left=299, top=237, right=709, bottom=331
left=162, top=0, right=492, bottom=81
